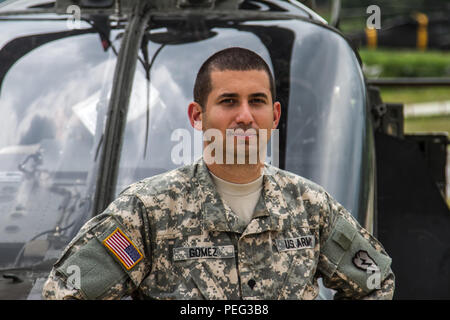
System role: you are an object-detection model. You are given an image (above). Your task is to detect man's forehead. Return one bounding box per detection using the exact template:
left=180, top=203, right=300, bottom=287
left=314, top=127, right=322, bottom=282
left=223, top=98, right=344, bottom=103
left=209, top=69, right=271, bottom=92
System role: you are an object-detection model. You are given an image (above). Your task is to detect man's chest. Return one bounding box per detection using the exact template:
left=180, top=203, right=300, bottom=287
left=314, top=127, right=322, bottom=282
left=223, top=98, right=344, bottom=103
left=139, top=220, right=320, bottom=300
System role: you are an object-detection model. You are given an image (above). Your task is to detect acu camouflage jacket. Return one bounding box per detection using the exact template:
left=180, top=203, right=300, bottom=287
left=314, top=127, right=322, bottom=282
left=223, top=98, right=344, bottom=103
left=42, top=158, right=395, bottom=300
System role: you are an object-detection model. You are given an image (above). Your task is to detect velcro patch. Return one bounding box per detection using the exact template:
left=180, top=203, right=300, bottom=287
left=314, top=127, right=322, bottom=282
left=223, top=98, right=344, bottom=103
left=275, top=236, right=315, bottom=252
left=173, top=245, right=235, bottom=261
left=103, top=228, right=143, bottom=270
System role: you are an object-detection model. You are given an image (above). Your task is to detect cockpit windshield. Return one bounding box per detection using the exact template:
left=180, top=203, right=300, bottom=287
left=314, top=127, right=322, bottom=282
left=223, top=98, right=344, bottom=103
left=118, top=17, right=366, bottom=219
left=0, top=19, right=122, bottom=272
left=0, top=11, right=366, bottom=300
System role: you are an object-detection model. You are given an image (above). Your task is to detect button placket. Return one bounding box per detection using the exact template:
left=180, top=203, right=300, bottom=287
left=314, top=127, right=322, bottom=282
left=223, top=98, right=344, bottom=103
left=237, top=237, right=253, bottom=298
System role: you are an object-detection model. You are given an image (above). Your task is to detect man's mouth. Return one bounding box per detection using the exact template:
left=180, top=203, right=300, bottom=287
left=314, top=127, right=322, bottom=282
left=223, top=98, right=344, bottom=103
left=226, top=129, right=258, bottom=138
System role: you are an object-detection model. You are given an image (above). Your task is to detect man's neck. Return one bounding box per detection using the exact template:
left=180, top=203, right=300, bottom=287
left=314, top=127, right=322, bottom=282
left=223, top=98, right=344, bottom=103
left=206, top=162, right=264, bottom=184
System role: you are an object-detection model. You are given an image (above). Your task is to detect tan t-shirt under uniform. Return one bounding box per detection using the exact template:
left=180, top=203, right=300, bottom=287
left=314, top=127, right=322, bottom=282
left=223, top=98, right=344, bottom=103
left=210, top=171, right=263, bottom=225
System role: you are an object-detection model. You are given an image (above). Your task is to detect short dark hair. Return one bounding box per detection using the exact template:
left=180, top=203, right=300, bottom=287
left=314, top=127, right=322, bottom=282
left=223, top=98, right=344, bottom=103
left=193, top=47, right=276, bottom=109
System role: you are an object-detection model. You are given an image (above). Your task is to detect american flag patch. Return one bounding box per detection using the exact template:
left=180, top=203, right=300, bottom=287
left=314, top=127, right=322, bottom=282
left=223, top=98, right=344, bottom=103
left=103, top=228, right=143, bottom=270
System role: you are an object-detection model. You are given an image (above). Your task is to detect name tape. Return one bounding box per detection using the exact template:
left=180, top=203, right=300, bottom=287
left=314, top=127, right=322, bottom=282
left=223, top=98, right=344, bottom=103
left=173, top=245, right=235, bottom=261
left=275, top=236, right=315, bottom=252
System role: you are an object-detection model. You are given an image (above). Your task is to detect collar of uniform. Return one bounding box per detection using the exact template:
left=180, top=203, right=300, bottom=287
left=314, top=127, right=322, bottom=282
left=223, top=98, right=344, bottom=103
left=195, top=158, right=248, bottom=234
left=194, top=158, right=287, bottom=235
left=241, top=164, right=288, bottom=236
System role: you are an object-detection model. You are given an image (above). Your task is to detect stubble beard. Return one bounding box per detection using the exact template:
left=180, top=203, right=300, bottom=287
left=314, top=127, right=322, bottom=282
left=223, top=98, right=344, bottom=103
left=202, top=126, right=268, bottom=166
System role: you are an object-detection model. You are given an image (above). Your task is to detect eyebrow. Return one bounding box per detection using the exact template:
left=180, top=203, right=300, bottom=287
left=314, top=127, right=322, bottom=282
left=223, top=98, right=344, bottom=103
left=249, top=92, right=269, bottom=99
left=216, top=92, right=269, bottom=100
left=217, top=93, right=239, bottom=100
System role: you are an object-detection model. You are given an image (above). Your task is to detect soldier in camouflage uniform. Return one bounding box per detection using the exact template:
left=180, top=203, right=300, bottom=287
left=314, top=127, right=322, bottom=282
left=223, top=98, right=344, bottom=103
left=42, top=47, right=394, bottom=300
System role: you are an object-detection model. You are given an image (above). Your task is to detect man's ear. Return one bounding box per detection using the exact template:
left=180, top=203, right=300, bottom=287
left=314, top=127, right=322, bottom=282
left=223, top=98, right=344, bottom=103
left=188, top=102, right=203, bottom=130
left=272, top=101, right=281, bottom=129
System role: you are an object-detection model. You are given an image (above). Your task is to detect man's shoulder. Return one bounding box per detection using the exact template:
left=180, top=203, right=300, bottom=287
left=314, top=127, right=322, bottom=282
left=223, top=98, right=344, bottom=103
left=118, top=162, right=197, bottom=198
left=265, top=164, right=327, bottom=195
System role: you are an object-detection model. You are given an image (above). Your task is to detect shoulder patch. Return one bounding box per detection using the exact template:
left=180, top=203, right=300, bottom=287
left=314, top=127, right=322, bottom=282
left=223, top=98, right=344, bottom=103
left=103, top=228, right=143, bottom=270
left=352, top=250, right=378, bottom=272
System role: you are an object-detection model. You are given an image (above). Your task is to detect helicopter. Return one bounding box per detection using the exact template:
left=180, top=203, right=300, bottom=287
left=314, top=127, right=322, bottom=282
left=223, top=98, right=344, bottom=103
left=0, top=0, right=448, bottom=299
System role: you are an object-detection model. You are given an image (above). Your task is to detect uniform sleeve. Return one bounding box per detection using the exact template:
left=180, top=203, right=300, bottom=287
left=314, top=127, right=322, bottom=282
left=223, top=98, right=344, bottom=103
left=317, top=192, right=395, bottom=300
left=42, top=193, right=151, bottom=300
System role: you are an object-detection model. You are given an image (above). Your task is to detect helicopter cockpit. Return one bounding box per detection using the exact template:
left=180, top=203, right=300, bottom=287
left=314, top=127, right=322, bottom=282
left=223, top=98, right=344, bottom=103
left=0, top=0, right=369, bottom=300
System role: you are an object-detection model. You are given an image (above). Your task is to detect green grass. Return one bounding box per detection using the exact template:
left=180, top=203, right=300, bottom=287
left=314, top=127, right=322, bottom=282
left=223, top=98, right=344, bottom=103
left=403, top=115, right=450, bottom=134
left=360, top=49, right=450, bottom=77
left=379, top=87, right=450, bottom=137
left=340, top=18, right=367, bottom=33
left=366, top=51, right=450, bottom=138
left=380, top=87, right=450, bottom=104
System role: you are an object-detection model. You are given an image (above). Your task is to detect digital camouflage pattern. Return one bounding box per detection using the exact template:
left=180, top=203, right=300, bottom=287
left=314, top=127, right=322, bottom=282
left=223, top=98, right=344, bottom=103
left=42, top=158, right=395, bottom=300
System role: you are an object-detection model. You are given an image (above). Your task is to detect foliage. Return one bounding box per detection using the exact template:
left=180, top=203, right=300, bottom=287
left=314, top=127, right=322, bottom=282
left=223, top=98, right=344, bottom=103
left=380, top=87, right=450, bottom=104
left=360, top=49, right=450, bottom=78
left=404, top=115, right=450, bottom=134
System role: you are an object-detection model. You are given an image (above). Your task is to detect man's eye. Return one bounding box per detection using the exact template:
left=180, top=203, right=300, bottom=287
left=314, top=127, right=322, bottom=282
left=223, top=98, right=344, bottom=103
left=221, top=99, right=236, bottom=104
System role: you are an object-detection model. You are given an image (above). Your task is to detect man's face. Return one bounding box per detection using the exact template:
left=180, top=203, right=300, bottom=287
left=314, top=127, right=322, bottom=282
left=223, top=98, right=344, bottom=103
left=194, top=69, right=281, bottom=164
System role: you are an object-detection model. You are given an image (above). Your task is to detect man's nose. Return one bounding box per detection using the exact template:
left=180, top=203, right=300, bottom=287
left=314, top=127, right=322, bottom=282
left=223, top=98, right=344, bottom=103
left=235, top=100, right=254, bottom=125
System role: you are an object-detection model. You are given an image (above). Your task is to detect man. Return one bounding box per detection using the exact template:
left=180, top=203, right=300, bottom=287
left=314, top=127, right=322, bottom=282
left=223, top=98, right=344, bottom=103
left=42, top=47, right=394, bottom=300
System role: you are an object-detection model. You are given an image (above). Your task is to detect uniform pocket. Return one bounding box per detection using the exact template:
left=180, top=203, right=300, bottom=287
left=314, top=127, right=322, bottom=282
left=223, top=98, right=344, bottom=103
left=276, top=249, right=316, bottom=299
left=171, top=246, right=236, bottom=300
left=274, top=229, right=318, bottom=299
left=148, top=233, right=234, bottom=299
left=188, top=262, right=227, bottom=300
